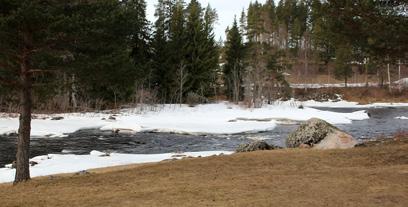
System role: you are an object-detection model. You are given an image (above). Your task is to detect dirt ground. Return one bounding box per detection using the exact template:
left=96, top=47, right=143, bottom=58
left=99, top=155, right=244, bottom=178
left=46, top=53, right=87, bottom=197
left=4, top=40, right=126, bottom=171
left=1, top=138, right=407, bottom=207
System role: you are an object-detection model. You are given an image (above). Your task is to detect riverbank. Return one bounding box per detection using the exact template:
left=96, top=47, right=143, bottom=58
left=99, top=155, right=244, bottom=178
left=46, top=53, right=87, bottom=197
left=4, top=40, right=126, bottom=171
left=293, top=87, right=408, bottom=104
left=0, top=102, right=370, bottom=137
left=1, top=136, right=407, bottom=207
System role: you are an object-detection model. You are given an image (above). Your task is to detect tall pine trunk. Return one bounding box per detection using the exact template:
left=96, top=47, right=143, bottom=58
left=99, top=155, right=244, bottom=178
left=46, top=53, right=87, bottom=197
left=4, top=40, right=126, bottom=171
left=398, top=60, right=402, bottom=92
left=387, top=63, right=391, bottom=93
left=365, top=58, right=369, bottom=87
left=345, top=76, right=348, bottom=88
left=14, top=50, right=32, bottom=183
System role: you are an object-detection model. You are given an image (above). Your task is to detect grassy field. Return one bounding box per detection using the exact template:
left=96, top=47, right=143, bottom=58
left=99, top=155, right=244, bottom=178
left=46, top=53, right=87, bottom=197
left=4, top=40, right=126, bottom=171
left=1, top=138, right=407, bottom=207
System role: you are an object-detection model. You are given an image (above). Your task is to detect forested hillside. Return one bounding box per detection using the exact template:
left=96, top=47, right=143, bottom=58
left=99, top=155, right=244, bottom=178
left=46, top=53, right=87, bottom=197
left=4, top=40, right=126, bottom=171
left=0, top=0, right=407, bottom=111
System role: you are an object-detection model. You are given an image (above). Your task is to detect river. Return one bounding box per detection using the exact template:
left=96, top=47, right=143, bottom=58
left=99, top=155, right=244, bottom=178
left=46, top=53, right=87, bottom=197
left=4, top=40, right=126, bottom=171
left=1, top=107, right=407, bottom=166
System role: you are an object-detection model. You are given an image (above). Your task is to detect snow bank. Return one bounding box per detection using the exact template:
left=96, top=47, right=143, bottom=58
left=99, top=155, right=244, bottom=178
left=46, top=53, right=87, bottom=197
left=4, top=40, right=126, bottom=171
left=395, top=116, right=408, bottom=120
left=0, top=102, right=369, bottom=137
left=281, top=99, right=408, bottom=108
left=0, top=151, right=232, bottom=183
left=394, top=78, right=408, bottom=87
left=291, top=83, right=379, bottom=89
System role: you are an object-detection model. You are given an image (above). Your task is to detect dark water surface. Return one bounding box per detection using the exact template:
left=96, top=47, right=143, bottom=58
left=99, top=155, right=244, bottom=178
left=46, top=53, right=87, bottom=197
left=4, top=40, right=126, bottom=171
left=1, top=107, right=407, bottom=166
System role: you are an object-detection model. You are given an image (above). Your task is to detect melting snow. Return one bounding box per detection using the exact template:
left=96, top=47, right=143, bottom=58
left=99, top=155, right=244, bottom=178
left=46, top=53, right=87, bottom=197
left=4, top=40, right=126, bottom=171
left=0, top=151, right=232, bottom=184
left=0, top=102, right=370, bottom=137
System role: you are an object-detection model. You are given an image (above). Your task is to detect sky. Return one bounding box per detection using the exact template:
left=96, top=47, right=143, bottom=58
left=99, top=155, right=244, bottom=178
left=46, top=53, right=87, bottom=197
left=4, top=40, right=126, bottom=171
left=146, top=0, right=268, bottom=41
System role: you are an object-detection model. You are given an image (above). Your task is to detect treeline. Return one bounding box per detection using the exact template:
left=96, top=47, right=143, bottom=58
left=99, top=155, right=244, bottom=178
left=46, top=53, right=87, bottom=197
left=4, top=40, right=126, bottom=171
left=0, top=0, right=407, bottom=112
left=0, top=0, right=152, bottom=111
left=0, top=0, right=220, bottom=111
left=223, top=0, right=407, bottom=107
left=150, top=0, right=219, bottom=103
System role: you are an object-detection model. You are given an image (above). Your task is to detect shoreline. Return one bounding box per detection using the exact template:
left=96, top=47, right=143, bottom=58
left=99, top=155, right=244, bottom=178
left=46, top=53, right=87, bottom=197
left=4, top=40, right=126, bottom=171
left=1, top=136, right=407, bottom=206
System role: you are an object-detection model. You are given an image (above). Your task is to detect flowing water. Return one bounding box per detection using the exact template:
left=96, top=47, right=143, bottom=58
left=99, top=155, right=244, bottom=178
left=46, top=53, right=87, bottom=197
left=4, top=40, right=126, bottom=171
left=1, top=107, right=407, bottom=167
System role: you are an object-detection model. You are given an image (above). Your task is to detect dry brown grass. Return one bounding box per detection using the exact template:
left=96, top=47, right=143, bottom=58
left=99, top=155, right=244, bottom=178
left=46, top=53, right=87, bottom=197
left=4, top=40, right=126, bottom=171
left=341, top=88, right=408, bottom=104
left=1, top=138, right=408, bottom=207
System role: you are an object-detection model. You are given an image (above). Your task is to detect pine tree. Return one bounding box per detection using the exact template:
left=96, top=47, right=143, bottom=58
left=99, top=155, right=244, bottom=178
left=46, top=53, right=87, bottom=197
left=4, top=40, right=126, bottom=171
left=224, top=18, right=245, bottom=102
left=0, top=0, right=75, bottom=183
left=0, top=0, right=151, bottom=183
left=151, top=0, right=175, bottom=102
left=169, top=0, right=187, bottom=103
left=203, top=4, right=220, bottom=97
left=66, top=0, right=148, bottom=104
left=247, top=1, right=263, bottom=42
left=334, top=44, right=353, bottom=87
left=128, top=0, right=152, bottom=89
left=184, top=0, right=218, bottom=98
left=239, top=9, right=247, bottom=38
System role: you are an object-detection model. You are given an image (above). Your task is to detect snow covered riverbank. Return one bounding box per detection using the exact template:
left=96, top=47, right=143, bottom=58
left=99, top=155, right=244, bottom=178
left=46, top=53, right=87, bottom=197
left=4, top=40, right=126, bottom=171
left=0, top=102, right=369, bottom=137
left=0, top=151, right=232, bottom=183
left=291, top=100, right=408, bottom=108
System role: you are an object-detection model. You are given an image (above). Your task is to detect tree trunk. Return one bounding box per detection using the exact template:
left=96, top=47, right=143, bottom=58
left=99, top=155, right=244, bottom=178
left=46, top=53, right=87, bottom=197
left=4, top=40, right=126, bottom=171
left=232, top=64, right=240, bottom=103
left=365, top=58, right=369, bottom=87
left=345, top=76, right=348, bottom=88
left=179, top=68, right=183, bottom=105
left=398, top=60, right=402, bottom=92
left=71, top=74, right=78, bottom=109
left=14, top=53, right=32, bottom=184
left=398, top=59, right=401, bottom=81
left=387, top=63, right=391, bottom=93
left=327, top=66, right=330, bottom=84
left=304, top=33, right=309, bottom=78
left=178, top=62, right=186, bottom=106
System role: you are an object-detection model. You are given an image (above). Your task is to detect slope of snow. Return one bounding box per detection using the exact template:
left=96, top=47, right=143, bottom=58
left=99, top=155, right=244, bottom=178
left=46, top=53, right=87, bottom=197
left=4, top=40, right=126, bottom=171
left=290, top=83, right=379, bottom=89
left=394, top=78, right=408, bottom=86
left=281, top=99, right=408, bottom=108
left=0, top=102, right=369, bottom=137
left=0, top=151, right=232, bottom=183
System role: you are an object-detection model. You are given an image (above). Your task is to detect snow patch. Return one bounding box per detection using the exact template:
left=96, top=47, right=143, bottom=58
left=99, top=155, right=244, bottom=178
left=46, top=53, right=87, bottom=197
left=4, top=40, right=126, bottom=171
left=395, top=116, right=408, bottom=120
left=0, top=151, right=232, bottom=184
left=291, top=83, right=379, bottom=89
left=0, top=102, right=370, bottom=137
left=282, top=99, right=408, bottom=108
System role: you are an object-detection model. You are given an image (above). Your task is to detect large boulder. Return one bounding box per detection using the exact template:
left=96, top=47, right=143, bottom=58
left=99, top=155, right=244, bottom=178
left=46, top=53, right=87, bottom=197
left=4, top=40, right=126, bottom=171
left=236, top=140, right=278, bottom=153
left=286, top=118, right=357, bottom=149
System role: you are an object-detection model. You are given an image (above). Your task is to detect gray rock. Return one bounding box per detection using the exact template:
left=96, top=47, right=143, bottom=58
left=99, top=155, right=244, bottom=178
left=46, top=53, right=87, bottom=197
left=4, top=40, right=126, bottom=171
left=286, top=118, right=357, bottom=149
left=75, top=170, right=90, bottom=176
left=236, top=140, right=277, bottom=153
left=51, top=116, right=64, bottom=121
left=8, top=161, right=40, bottom=168
left=29, top=161, right=38, bottom=167
left=313, top=130, right=357, bottom=149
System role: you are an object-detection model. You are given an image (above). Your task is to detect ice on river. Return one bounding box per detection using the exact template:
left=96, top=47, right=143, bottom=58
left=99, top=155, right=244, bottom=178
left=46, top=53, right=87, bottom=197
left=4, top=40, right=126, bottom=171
left=0, top=150, right=232, bottom=184
left=0, top=102, right=370, bottom=137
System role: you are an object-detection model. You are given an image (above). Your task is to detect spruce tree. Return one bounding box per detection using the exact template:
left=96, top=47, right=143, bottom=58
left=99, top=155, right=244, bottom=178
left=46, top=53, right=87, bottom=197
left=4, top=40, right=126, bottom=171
left=168, top=0, right=187, bottom=103
left=224, top=18, right=245, bottom=102
left=151, top=0, right=175, bottom=102
left=334, top=44, right=353, bottom=87
left=184, top=0, right=218, bottom=98
left=63, top=0, right=149, bottom=105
